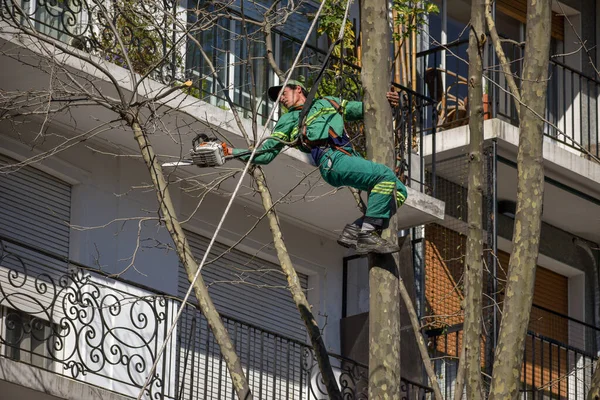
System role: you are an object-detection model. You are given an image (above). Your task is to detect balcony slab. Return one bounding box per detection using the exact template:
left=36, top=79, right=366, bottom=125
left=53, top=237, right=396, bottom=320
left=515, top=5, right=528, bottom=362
left=0, top=30, right=445, bottom=237
left=423, top=118, right=600, bottom=244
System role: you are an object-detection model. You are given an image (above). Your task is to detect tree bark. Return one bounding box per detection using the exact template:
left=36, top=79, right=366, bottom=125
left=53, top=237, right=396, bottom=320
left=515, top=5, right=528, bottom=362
left=252, top=167, right=343, bottom=400
left=461, top=0, right=485, bottom=398
left=398, top=278, right=444, bottom=400
left=130, top=116, right=253, bottom=400
left=588, top=362, right=600, bottom=400
left=361, top=0, right=401, bottom=397
left=488, top=1, right=551, bottom=398
left=187, top=10, right=341, bottom=398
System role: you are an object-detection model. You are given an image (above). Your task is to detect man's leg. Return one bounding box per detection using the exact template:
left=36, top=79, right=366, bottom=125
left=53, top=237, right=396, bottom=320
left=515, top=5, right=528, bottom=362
left=321, top=150, right=408, bottom=253
left=355, top=173, right=407, bottom=254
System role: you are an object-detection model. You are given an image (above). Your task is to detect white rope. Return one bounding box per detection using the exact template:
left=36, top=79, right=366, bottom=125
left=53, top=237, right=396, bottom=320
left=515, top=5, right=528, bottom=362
left=135, top=1, right=330, bottom=398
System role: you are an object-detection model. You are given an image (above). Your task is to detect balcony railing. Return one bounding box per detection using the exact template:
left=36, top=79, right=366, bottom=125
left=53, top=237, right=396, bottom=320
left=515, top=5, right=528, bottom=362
left=417, top=38, right=600, bottom=159
left=426, top=305, right=600, bottom=399
left=0, top=235, right=432, bottom=399
left=1, top=0, right=180, bottom=81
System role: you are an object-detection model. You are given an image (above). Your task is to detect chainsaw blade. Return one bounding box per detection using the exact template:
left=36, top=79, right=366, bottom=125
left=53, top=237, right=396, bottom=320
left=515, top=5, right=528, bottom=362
left=162, top=160, right=194, bottom=167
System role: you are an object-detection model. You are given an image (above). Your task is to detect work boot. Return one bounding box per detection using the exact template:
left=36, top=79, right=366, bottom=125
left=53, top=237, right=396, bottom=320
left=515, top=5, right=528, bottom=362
left=337, top=224, right=360, bottom=249
left=355, top=231, right=400, bottom=255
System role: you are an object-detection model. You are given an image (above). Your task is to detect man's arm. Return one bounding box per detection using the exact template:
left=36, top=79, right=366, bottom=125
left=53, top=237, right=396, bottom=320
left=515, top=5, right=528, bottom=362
left=333, top=92, right=398, bottom=122
left=231, top=113, right=296, bottom=165
left=340, top=99, right=364, bottom=121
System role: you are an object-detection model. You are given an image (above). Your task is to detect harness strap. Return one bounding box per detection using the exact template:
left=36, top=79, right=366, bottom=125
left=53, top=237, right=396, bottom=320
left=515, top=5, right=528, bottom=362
left=297, top=97, right=354, bottom=158
left=327, top=127, right=352, bottom=156
left=325, top=99, right=354, bottom=146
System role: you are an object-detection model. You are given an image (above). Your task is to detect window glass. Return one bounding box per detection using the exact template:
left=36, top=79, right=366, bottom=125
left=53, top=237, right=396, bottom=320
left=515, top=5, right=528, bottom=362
left=4, top=309, right=56, bottom=370
left=186, top=0, right=320, bottom=120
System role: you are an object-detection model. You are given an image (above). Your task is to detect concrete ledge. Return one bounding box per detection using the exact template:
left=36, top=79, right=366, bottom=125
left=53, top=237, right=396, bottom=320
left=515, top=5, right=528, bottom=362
left=423, top=118, right=600, bottom=195
left=0, top=357, right=132, bottom=400
left=400, top=187, right=446, bottom=230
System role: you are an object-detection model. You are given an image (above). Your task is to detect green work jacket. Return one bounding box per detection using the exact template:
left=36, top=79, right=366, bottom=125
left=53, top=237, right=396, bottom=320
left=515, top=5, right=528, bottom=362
left=233, top=97, right=363, bottom=165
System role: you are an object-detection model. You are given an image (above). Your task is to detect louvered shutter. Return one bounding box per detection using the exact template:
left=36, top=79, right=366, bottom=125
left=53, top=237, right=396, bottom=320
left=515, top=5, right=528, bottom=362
left=498, top=250, right=570, bottom=398
left=497, top=250, right=568, bottom=339
left=177, top=231, right=309, bottom=399
left=178, top=231, right=308, bottom=341
left=0, top=154, right=71, bottom=321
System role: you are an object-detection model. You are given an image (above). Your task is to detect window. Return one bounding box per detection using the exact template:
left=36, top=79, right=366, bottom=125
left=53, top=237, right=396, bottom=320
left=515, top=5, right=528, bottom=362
left=17, top=0, right=85, bottom=44
left=2, top=308, right=57, bottom=370
left=185, top=0, right=321, bottom=122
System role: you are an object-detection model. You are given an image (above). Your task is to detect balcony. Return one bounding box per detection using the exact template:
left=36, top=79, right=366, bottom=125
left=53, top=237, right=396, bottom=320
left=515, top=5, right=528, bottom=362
left=0, top=235, right=432, bottom=399
left=426, top=305, right=599, bottom=399
left=416, top=38, right=600, bottom=159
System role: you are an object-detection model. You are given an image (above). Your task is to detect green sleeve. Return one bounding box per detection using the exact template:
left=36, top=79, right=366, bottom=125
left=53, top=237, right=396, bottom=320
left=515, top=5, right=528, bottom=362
left=232, top=112, right=297, bottom=165
left=341, top=100, right=363, bottom=121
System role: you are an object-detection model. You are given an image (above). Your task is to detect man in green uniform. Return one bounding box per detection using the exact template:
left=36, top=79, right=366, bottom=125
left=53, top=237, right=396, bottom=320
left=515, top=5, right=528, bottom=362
left=229, top=80, right=407, bottom=254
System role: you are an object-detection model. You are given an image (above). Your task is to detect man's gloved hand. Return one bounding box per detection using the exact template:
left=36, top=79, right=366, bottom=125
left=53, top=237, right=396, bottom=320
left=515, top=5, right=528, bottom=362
left=221, top=142, right=233, bottom=156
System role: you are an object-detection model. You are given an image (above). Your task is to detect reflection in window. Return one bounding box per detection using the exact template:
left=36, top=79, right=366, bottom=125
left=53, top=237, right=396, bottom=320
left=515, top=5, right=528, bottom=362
left=185, top=0, right=321, bottom=122
left=185, top=14, right=230, bottom=107
left=3, top=309, right=56, bottom=369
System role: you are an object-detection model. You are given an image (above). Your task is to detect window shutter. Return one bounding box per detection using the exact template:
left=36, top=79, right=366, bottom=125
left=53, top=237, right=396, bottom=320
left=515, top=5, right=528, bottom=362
left=178, top=231, right=308, bottom=341
left=177, top=231, right=310, bottom=399
left=0, top=154, right=71, bottom=322
left=496, top=0, right=564, bottom=41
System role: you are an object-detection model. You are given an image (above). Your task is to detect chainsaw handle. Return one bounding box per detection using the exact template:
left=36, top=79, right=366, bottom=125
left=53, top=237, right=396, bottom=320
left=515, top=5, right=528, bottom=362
left=192, top=133, right=208, bottom=149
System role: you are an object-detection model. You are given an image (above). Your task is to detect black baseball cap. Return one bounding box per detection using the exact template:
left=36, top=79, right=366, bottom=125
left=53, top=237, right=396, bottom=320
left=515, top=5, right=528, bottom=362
left=267, top=79, right=308, bottom=102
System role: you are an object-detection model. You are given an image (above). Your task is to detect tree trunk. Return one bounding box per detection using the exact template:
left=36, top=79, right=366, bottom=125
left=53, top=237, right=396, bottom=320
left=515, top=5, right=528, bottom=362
left=130, top=117, right=252, bottom=400
left=461, top=0, right=485, bottom=398
left=252, top=168, right=343, bottom=400
left=398, top=277, right=444, bottom=400
left=588, top=362, right=600, bottom=400
left=361, top=0, right=401, bottom=397
left=488, top=1, right=551, bottom=398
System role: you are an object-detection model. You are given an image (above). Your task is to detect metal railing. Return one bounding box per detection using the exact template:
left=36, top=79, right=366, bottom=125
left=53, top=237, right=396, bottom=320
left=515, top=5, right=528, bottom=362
left=1, top=0, right=180, bottom=81
left=390, top=83, right=438, bottom=194
left=426, top=304, right=600, bottom=399
left=0, top=235, right=432, bottom=399
left=416, top=38, right=600, bottom=159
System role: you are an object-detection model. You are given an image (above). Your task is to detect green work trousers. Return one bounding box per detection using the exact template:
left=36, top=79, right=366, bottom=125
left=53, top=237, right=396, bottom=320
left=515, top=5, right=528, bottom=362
left=319, top=149, right=408, bottom=220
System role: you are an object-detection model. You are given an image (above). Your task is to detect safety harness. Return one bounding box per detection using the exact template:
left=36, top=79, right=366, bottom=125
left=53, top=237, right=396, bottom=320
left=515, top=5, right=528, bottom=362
left=296, top=98, right=354, bottom=165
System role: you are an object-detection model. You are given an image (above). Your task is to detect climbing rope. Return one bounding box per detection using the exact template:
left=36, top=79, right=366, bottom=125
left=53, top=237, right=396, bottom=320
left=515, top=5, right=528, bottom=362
left=298, top=0, right=352, bottom=129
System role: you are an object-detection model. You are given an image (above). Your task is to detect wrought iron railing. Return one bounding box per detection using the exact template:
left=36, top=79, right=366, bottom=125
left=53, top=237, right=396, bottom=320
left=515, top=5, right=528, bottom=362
left=390, top=82, right=438, bottom=195
left=0, top=235, right=432, bottom=399
left=1, top=0, right=180, bottom=81
left=426, top=305, right=600, bottom=399
left=0, top=0, right=326, bottom=120
left=417, top=38, right=600, bottom=159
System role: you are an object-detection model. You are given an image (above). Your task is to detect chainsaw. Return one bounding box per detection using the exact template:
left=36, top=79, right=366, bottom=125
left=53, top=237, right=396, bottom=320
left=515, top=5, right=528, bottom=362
left=162, top=134, right=232, bottom=168
left=162, top=133, right=289, bottom=168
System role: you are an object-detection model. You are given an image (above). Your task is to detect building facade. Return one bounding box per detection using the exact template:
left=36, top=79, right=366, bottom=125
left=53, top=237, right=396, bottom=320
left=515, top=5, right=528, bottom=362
left=413, top=0, right=600, bottom=398
left=0, top=0, right=442, bottom=399
left=2, top=0, right=599, bottom=398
